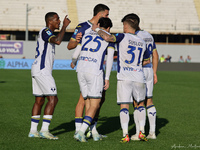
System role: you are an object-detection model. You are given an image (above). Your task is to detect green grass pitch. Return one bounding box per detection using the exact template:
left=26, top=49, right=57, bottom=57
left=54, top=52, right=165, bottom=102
left=0, top=69, right=200, bottom=150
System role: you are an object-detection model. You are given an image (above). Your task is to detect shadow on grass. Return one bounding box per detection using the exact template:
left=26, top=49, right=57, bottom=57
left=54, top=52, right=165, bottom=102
left=50, top=115, right=168, bottom=137
left=50, top=120, right=75, bottom=135
left=50, top=116, right=121, bottom=136
left=0, top=81, right=6, bottom=83
left=129, top=115, right=169, bottom=137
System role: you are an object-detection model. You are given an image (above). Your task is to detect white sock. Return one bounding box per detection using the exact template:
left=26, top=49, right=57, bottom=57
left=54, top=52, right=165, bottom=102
left=133, top=108, right=139, bottom=135
left=30, top=115, right=40, bottom=132
left=90, top=118, right=99, bottom=135
left=40, top=115, right=52, bottom=132
left=90, top=123, right=98, bottom=135
left=75, top=117, right=83, bottom=133
left=79, top=122, right=89, bottom=134
left=120, top=108, right=129, bottom=137
left=75, top=122, right=82, bottom=133
left=137, top=106, right=146, bottom=133
left=79, top=116, right=92, bottom=134
left=147, top=105, right=156, bottom=133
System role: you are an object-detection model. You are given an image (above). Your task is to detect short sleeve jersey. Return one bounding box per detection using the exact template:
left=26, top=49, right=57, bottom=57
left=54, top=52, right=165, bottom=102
left=76, top=30, right=115, bottom=75
left=114, top=33, right=149, bottom=83
left=71, top=21, right=93, bottom=42
left=31, top=27, right=56, bottom=76
left=135, top=30, right=157, bottom=68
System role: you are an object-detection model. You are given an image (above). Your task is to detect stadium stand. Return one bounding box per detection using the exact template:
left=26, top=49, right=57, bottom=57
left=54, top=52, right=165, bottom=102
left=0, top=0, right=69, bottom=31
left=0, top=0, right=200, bottom=41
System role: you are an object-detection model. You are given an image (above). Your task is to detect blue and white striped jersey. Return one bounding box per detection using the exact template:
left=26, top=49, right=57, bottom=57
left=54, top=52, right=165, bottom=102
left=31, top=27, right=56, bottom=76
left=75, top=30, right=115, bottom=75
left=135, top=30, right=157, bottom=68
left=113, top=33, right=149, bottom=83
left=71, top=21, right=93, bottom=43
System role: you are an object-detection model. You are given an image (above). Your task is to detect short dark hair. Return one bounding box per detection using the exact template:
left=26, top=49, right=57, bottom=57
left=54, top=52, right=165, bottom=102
left=93, top=4, right=110, bottom=16
left=98, top=17, right=113, bottom=29
left=121, top=13, right=140, bottom=30
left=121, top=13, right=140, bottom=24
left=45, top=12, right=57, bottom=23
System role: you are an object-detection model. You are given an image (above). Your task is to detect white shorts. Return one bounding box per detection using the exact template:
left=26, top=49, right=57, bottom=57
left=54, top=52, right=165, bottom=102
left=143, top=67, right=153, bottom=98
left=32, top=74, right=57, bottom=96
left=77, top=72, right=103, bottom=99
left=117, top=80, right=146, bottom=104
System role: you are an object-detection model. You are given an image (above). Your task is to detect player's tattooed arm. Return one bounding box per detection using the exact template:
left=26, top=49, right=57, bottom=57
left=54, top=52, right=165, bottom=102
left=92, top=24, right=116, bottom=42
left=98, top=30, right=116, bottom=42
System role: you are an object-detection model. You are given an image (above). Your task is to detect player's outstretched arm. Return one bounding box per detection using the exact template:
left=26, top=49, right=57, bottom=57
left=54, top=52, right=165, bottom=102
left=51, top=15, right=71, bottom=45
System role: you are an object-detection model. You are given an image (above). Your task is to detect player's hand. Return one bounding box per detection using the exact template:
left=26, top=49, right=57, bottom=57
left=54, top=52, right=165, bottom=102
left=76, top=32, right=82, bottom=43
left=92, top=23, right=100, bottom=31
left=104, top=80, right=109, bottom=90
left=63, top=15, right=71, bottom=27
left=70, top=62, right=75, bottom=69
left=154, top=73, right=158, bottom=84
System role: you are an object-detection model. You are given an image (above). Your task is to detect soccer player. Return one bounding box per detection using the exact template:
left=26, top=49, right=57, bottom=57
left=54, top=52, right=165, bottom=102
left=92, top=14, right=150, bottom=142
left=28, top=12, right=71, bottom=140
left=122, top=14, right=159, bottom=140
left=71, top=17, right=115, bottom=142
left=67, top=4, right=110, bottom=138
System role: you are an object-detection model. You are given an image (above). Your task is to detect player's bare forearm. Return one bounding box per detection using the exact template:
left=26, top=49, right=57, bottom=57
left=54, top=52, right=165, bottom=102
left=92, top=24, right=115, bottom=42
left=54, top=28, right=66, bottom=44
left=152, top=50, right=159, bottom=74
left=97, top=30, right=115, bottom=42
left=152, top=50, right=159, bottom=84
left=67, top=39, right=79, bottom=50
left=52, top=16, right=71, bottom=45
left=67, top=33, right=82, bottom=50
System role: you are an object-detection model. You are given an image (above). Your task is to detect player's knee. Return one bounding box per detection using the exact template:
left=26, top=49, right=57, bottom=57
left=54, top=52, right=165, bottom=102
left=35, top=97, right=45, bottom=105
left=77, top=99, right=85, bottom=108
left=146, top=98, right=153, bottom=106
left=92, top=102, right=100, bottom=110
left=48, top=96, right=58, bottom=106
left=94, top=104, right=100, bottom=110
left=138, top=101, right=145, bottom=107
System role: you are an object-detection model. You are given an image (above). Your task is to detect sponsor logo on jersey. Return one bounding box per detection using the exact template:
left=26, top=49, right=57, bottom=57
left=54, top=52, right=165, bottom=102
left=123, top=67, right=142, bottom=72
left=79, top=56, right=97, bottom=63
